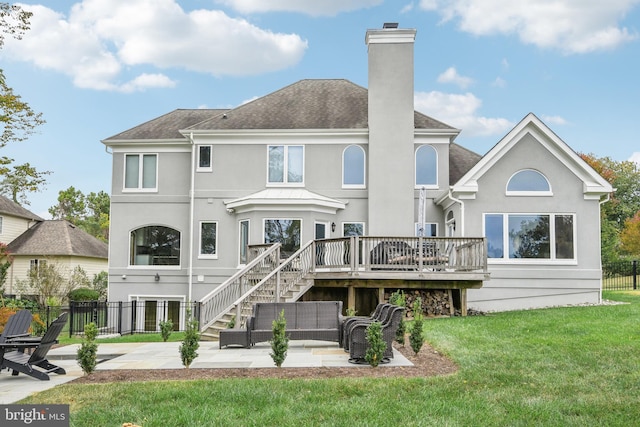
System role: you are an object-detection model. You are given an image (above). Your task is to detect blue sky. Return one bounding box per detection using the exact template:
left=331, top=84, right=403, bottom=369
left=2, top=0, right=639, bottom=218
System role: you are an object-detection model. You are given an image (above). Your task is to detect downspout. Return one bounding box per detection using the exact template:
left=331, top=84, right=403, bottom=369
left=448, top=189, right=465, bottom=237
left=188, top=133, right=196, bottom=302
left=597, top=193, right=611, bottom=304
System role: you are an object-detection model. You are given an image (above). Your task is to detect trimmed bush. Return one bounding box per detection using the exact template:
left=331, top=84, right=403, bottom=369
left=77, top=322, right=98, bottom=375
left=409, top=297, right=425, bottom=355
left=179, top=310, right=200, bottom=368
left=365, top=321, right=387, bottom=367
left=389, top=290, right=407, bottom=345
left=269, top=309, right=289, bottom=368
left=159, top=319, right=173, bottom=342
left=69, top=287, right=100, bottom=301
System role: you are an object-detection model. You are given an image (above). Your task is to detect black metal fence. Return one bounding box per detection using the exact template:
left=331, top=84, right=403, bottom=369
left=33, top=301, right=200, bottom=337
left=602, top=260, right=638, bottom=291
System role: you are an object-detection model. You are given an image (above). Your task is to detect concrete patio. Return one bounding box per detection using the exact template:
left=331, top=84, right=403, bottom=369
left=0, top=340, right=413, bottom=404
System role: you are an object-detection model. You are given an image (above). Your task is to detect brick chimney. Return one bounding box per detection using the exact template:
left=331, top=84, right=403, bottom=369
left=366, top=23, right=417, bottom=236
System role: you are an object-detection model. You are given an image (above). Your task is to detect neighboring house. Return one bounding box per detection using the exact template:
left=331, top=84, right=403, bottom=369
left=0, top=196, right=109, bottom=298
left=102, top=23, right=612, bottom=329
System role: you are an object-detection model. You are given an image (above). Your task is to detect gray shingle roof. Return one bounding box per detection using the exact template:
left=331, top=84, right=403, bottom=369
left=189, top=79, right=455, bottom=131
left=449, top=142, right=482, bottom=184
left=103, top=109, right=228, bottom=141
left=0, top=196, right=44, bottom=221
left=7, top=220, right=108, bottom=259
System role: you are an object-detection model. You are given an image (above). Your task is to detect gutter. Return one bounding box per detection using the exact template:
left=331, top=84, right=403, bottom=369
left=188, top=132, right=195, bottom=302
left=448, top=189, right=465, bottom=237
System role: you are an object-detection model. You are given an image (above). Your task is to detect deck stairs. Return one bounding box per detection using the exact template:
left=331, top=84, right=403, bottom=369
left=199, top=241, right=316, bottom=341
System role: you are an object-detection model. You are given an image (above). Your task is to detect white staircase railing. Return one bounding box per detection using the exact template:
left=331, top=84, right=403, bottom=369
left=198, top=243, right=281, bottom=332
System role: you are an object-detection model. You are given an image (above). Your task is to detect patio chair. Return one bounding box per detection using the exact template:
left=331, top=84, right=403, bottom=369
left=343, top=304, right=394, bottom=351
left=347, top=305, right=404, bottom=364
left=0, top=312, right=68, bottom=381
left=341, top=303, right=388, bottom=349
left=0, top=310, right=33, bottom=344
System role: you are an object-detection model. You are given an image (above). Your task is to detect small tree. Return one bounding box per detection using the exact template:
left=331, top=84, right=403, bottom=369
left=15, top=261, right=70, bottom=307
left=159, top=319, right=173, bottom=342
left=179, top=309, right=199, bottom=368
left=389, top=290, right=406, bottom=345
left=77, top=322, right=98, bottom=375
left=409, top=297, right=425, bottom=355
left=364, top=321, right=386, bottom=367
left=269, top=309, right=289, bottom=367
left=92, top=271, right=108, bottom=301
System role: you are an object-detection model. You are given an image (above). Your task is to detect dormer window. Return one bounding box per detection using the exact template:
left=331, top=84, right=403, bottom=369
left=506, top=169, right=552, bottom=195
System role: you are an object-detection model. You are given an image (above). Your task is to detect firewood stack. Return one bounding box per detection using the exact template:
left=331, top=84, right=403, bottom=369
left=386, top=289, right=455, bottom=318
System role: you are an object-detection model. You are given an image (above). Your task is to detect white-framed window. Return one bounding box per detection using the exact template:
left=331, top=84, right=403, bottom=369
left=197, top=145, right=212, bottom=172
left=342, top=145, right=365, bottom=188
left=506, top=169, right=552, bottom=196
left=239, top=220, right=249, bottom=265
left=485, top=213, right=575, bottom=262
left=415, top=223, right=437, bottom=237
left=264, top=218, right=301, bottom=257
left=199, top=221, right=218, bottom=258
left=124, top=153, right=157, bottom=191
left=415, top=145, right=438, bottom=188
left=29, top=259, right=47, bottom=275
left=343, top=222, right=365, bottom=237
left=268, top=145, right=304, bottom=185
left=130, top=225, right=181, bottom=266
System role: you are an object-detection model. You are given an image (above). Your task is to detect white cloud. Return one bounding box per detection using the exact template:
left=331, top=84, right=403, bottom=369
left=418, top=0, right=639, bottom=53
left=3, top=0, right=307, bottom=91
left=630, top=152, right=640, bottom=164
left=437, top=66, right=473, bottom=89
left=414, top=91, right=513, bottom=136
left=492, top=77, right=507, bottom=88
left=216, top=0, right=383, bottom=16
left=541, top=115, right=568, bottom=126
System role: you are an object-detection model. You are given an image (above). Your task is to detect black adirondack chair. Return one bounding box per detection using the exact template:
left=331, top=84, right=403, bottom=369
left=0, top=310, right=33, bottom=344
left=0, top=312, right=68, bottom=381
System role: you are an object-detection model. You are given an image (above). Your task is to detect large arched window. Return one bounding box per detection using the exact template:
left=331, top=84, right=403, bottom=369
left=130, top=226, right=181, bottom=266
left=342, top=145, right=365, bottom=188
left=415, top=145, right=437, bottom=187
left=507, top=169, right=551, bottom=195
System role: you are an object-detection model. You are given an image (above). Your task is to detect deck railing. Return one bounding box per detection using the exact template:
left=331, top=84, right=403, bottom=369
left=313, top=236, right=487, bottom=273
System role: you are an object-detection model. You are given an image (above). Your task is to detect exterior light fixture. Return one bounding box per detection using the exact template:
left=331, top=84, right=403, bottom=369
left=155, top=273, right=160, bottom=282
left=331, top=222, right=336, bottom=232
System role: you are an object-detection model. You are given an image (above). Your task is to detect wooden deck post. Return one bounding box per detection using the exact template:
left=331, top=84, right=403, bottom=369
left=347, top=286, right=356, bottom=312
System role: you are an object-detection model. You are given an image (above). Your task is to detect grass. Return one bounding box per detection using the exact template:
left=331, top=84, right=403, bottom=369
left=58, top=331, right=185, bottom=346
left=22, top=291, right=640, bottom=426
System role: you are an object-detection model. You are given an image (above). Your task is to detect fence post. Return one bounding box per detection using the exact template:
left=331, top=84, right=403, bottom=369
left=117, top=301, right=122, bottom=335
left=634, top=260, right=637, bottom=290
left=69, top=301, right=74, bottom=337
left=131, top=300, right=137, bottom=334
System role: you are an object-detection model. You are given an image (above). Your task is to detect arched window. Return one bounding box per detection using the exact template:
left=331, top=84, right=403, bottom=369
left=415, top=145, right=437, bottom=187
left=507, top=169, right=551, bottom=195
left=342, top=145, right=365, bottom=187
left=130, top=226, right=181, bottom=266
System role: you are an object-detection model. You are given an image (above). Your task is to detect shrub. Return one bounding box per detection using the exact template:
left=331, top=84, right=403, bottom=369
left=77, top=322, right=98, bottom=375
left=409, top=297, right=425, bottom=355
left=227, top=316, right=236, bottom=329
left=364, top=321, right=387, bottom=367
left=31, top=313, right=46, bottom=335
left=179, top=310, right=200, bottom=368
left=269, top=309, right=289, bottom=368
left=389, top=290, right=407, bottom=345
left=68, top=287, right=100, bottom=301
left=159, top=319, right=173, bottom=342
left=0, top=306, right=17, bottom=333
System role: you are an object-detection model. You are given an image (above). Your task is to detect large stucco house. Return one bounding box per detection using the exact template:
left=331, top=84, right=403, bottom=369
left=102, top=24, right=612, bottom=335
left=0, top=196, right=108, bottom=299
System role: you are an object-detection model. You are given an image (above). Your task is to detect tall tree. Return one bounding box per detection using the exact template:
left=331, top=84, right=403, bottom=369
left=49, top=186, right=110, bottom=241
left=0, top=4, right=47, bottom=205
left=0, top=161, right=51, bottom=205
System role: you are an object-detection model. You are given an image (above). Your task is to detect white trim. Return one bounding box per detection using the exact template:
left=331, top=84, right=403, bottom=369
left=128, top=224, right=182, bottom=268
left=196, top=145, right=213, bottom=172
left=267, top=145, right=305, bottom=186
left=415, top=145, right=438, bottom=188
left=506, top=169, right=553, bottom=196
left=238, top=219, right=250, bottom=266
left=123, top=153, right=158, bottom=192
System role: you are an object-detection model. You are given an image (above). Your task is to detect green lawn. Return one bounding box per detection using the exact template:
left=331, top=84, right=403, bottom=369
left=22, top=291, right=640, bottom=426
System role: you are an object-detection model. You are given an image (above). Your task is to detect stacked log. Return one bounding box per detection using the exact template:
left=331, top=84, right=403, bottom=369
left=385, top=289, right=454, bottom=318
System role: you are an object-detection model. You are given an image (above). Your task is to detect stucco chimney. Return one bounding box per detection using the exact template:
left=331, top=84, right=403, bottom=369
left=366, top=24, right=417, bottom=236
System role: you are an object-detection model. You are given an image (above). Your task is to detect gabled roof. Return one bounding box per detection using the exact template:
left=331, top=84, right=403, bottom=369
left=451, top=113, right=613, bottom=198
left=103, top=109, right=228, bottom=141
left=224, top=188, right=347, bottom=214
left=187, top=79, right=456, bottom=131
left=0, top=196, right=44, bottom=222
left=7, top=220, right=108, bottom=259
left=449, top=142, right=482, bottom=184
